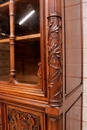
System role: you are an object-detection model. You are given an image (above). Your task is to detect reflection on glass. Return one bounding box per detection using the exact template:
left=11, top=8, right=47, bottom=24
left=0, top=0, right=10, bottom=81
left=15, top=39, right=40, bottom=84
left=15, top=0, right=40, bottom=36
left=65, top=0, right=81, bottom=94
left=0, top=0, right=9, bottom=39
left=0, top=0, right=9, bottom=4
left=15, top=0, right=40, bottom=84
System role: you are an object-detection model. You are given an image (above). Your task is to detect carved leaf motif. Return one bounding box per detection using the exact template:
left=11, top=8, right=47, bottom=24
left=8, top=109, right=40, bottom=130
left=48, top=15, right=63, bottom=107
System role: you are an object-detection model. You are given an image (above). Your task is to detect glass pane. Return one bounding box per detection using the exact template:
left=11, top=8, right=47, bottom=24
left=15, top=38, right=40, bottom=84
left=65, top=0, right=82, bottom=94
left=15, top=0, right=40, bottom=36
left=0, top=43, right=10, bottom=81
left=0, top=0, right=9, bottom=4
left=0, top=0, right=9, bottom=39
left=15, top=0, right=40, bottom=84
left=0, top=1, right=10, bottom=81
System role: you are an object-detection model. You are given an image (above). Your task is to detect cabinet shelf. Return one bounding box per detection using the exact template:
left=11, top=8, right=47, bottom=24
left=16, top=33, right=40, bottom=41
left=0, top=1, right=9, bottom=8
left=0, top=33, right=40, bottom=43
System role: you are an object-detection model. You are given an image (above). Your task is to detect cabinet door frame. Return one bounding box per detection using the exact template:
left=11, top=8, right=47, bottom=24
left=0, top=0, right=48, bottom=98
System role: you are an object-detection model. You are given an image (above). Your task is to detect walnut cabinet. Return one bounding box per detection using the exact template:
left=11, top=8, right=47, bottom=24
left=0, top=0, right=83, bottom=130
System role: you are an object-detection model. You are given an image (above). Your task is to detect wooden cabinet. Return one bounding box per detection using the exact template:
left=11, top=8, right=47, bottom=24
left=0, top=0, right=83, bottom=130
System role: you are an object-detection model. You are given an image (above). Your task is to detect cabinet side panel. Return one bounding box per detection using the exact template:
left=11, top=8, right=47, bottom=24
left=65, top=96, right=82, bottom=130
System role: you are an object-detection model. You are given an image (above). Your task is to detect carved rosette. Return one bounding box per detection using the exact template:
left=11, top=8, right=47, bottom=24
left=8, top=108, right=40, bottom=130
left=48, top=14, right=63, bottom=107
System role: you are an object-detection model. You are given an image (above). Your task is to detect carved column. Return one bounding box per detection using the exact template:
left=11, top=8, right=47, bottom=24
left=48, top=0, right=63, bottom=107
left=9, top=0, right=16, bottom=83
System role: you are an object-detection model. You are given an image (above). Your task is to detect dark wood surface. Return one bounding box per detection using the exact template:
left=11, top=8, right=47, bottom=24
left=0, top=0, right=83, bottom=130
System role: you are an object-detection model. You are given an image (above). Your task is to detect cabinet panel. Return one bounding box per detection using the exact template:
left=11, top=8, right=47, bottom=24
left=7, top=105, right=44, bottom=130
left=64, top=0, right=82, bottom=95
left=65, top=96, right=82, bottom=130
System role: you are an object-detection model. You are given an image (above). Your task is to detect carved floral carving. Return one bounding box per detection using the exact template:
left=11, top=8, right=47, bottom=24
left=48, top=14, right=63, bottom=107
left=8, top=108, right=40, bottom=130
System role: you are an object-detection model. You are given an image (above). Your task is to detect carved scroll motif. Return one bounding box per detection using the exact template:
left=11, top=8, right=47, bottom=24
left=48, top=14, right=63, bottom=107
left=8, top=108, right=40, bottom=130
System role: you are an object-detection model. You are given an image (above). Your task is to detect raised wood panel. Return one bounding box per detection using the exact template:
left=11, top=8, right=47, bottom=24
left=65, top=0, right=80, bottom=6
left=64, top=0, right=82, bottom=95
left=65, top=96, right=82, bottom=130
left=7, top=105, right=44, bottom=130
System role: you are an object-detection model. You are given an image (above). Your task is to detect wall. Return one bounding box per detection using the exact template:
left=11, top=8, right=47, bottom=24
left=83, top=0, right=87, bottom=130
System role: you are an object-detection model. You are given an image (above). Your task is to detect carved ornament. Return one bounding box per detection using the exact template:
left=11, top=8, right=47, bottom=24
left=8, top=108, right=40, bottom=130
left=48, top=14, right=63, bottom=107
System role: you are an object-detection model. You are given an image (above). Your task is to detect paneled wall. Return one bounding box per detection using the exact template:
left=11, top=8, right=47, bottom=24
left=83, top=0, right=87, bottom=130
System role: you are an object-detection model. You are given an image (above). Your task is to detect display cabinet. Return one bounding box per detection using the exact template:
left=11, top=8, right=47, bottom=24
left=0, top=0, right=83, bottom=130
